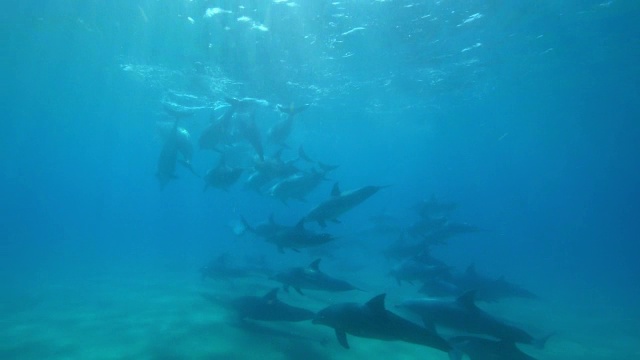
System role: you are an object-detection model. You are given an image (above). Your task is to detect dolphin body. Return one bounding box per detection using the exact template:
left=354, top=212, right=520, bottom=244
left=305, top=183, right=387, bottom=227
left=267, top=169, right=326, bottom=205
left=236, top=111, right=264, bottom=161
left=273, top=259, right=359, bottom=295
left=449, top=336, right=538, bottom=360
left=240, top=214, right=286, bottom=239
left=265, top=219, right=335, bottom=253
left=417, top=265, right=537, bottom=302
left=203, top=156, right=243, bottom=191
left=268, top=103, right=310, bottom=146
left=199, top=106, right=234, bottom=150
left=389, top=252, right=451, bottom=286
left=397, top=291, right=549, bottom=348
left=312, top=294, right=451, bottom=353
left=205, top=288, right=315, bottom=322
left=157, top=121, right=198, bottom=176
left=199, top=253, right=272, bottom=281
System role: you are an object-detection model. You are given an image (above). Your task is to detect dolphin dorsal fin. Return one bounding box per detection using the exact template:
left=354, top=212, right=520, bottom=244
left=309, top=259, right=321, bottom=271
left=457, top=290, right=477, bottom=308
left=295, top=219, right=305, bottom=231
left=366, top=294, right=387, bottom=314
left=331, top=183, right=341, bottom=197
left=263, top=288, right=279, bottom=301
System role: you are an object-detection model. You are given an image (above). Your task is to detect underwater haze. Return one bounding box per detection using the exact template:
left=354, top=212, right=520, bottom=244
left=1, top=1, right=639, bottom=359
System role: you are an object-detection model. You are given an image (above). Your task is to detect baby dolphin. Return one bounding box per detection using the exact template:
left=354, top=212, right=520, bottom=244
left=306, top=183, right=388, bottom=227
left=273, top=259, right=359, bottom=295
left=312, top=294, right=451, bottom=353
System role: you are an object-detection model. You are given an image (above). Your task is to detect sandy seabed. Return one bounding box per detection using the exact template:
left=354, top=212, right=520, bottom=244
left=1, top=268, right=638, bottom=360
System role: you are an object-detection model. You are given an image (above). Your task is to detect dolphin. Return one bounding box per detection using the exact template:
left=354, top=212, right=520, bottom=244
left=203, top=155, right=243, bottom=191
left=265, top=219, right=336, bottom=253
left=312, top=294, right=451, bottom=353
left=449, top=336, right=538, bottom=360
left=397, top=291, right=549, bottom=348
left=157, top=121, right=198, bottom=176
left=240, top=214, right=286, bottom=239
left=162, top=101, right=196, bottom=119
left=268, top=103, right=310, bottom=146
left=273, top=259, right=359, bottom=295
left=199, top=107, right=234, bottom=150
left=229, top=320, right=327, bottom=346
left=382, top=232, right=431, bottom=261
left=237, top=112, right=264, bottom=161
left=450, top=265, right=538, bottom=302
left=267, top=169, right=326, bottom=205
left=305, top=183, right=388, bottom=227
left=417, top=266, right=538, bottom=302
left=204, top=288, right=315, bottom=322
left=225, top=96, right=270, bottom=113
left=199, top=253, right=272, bottom=280
left=389, top=252, right=451, bottom=286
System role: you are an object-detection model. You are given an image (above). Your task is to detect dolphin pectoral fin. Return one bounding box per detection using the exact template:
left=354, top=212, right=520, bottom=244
left=335, top=330, right=350, bottom=349
left=294, top=287, right=304, bottom=295
left=282, top=285, right=290, bottom=293
left=331, top=219, right=341, bottom=224
left=318, top=220, right=327, bottom=228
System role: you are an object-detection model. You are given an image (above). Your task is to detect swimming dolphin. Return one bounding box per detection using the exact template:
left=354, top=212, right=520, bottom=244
left=157, top=121, right=198, bottom=176
left=273, top=259, right=359, bottom=295
left=418, top=265, right=538, bottom=302
left=237, top=111, right=264, bottom=161
left=268, top=103, right=310, bottom=146
left=449, top=336, right=538, bottom=360
left=267, top=169, right=326, bottom=205
left=199, top=253, right=272, bottom=281
left=199, top=107, right=234, bottom=150
left=203, top=155, right=243, bottom=191
left=205, top=288, right=315, bottom=322
left=239, top=214, right=286, bottom=239
left=305, top=183, right=388, bottom=227
left=389, top=252, right=451, bottom=286
left=397, top=291, right=549, bottom=348
left=162, top=101, right=196, bottom=119
left=225, top=96, right=270, bottom=113
left=312, top=294, right=451, bottom=353
left=265, top=219, right=335, bottom=253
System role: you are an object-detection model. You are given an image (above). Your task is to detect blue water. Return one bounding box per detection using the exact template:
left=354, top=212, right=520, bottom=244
left=1, top=1, right=639, bottom=359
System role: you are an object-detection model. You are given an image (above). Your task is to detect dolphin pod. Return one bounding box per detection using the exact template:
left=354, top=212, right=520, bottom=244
left=152, top=95, right=547, bottom=359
